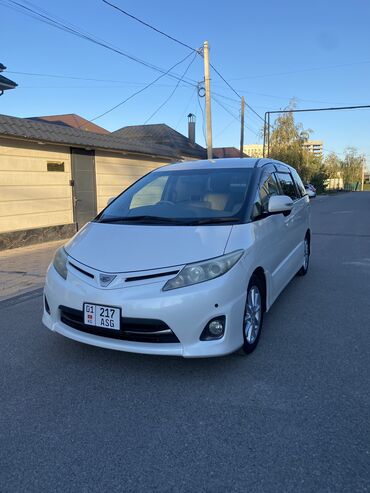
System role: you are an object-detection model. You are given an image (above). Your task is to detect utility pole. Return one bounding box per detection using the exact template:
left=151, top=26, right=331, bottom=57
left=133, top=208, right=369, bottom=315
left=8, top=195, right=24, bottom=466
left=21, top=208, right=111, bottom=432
left=239, top=96, right=245, bottom=157
left=361, top=158, right=365, bottom=191
left=203, top=41, right=213, bottom=160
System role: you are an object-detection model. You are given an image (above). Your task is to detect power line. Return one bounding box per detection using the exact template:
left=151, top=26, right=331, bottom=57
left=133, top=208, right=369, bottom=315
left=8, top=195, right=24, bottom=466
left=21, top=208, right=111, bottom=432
left=89, top=52, right=195, bottom=122
left=212, top=96, right=260, bottom=137
left=0, top=0, right=198, bottom=87
left=212, top=96, right=239, bottom=121
left=245, top=103, right=266, bottom=123
left=6, top=70, right=190, bottom=87
left=175, top=86, right=197, bottom=130
left=209, top=64, right=242, bottom=99
left=102, top=0, right=198, bottom=53
left=230, top=88, right=359, bottom=107
left=144, top=53, right=197, bottom=124
left=214, top=118, right=237, bottom=140
left=6, top=70, right=133, bottom=83
left=4, top=0, right=266, bottom=133
left=7, top=71, right=252, bottom=101
left=209, top=64, right=266, bottom=123
left=12, top=66, right=335, bottom=118
left=211, top=91, right=240, bottom=104
left=17, top=85, right=183, bottom=89
left=228, top=60, right=370, bottom=81
left=17, top=85, right=189, bottom=90
left=1, top=0, right=157, bottom=70
left=100, top=0, right=266, bottom=125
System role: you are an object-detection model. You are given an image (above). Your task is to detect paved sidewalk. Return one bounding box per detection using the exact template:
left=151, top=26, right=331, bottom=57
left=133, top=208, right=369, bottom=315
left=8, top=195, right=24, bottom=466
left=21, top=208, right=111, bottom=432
left=0, top=239, right=66, bottom=301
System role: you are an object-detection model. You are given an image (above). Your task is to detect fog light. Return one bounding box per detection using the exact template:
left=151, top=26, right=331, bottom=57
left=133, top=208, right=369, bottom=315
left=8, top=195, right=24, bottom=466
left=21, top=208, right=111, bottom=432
left=209, top=320, right=224, bottom=336
left=200, top=316, right=225, bottom=341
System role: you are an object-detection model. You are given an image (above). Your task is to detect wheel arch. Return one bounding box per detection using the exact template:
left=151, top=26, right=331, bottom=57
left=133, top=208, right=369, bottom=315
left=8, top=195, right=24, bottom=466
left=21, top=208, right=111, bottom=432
left=306, top=228, right=311, bottom=252
left=250, top=266, right=267, bottom=313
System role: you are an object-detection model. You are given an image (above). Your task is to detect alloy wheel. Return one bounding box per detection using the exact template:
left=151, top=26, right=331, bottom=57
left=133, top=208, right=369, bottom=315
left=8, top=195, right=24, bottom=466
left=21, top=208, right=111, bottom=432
left=244, top=285, right=262, bottom=344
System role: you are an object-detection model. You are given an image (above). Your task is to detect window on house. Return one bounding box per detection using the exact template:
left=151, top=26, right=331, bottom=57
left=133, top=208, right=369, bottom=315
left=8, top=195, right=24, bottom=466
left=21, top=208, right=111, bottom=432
left=47, top=162, right=65, bottom=172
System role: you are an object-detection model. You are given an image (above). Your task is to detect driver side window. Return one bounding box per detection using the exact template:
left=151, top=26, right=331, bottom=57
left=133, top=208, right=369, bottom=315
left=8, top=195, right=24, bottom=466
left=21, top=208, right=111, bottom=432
left=253, top=173, right=280, bottom=219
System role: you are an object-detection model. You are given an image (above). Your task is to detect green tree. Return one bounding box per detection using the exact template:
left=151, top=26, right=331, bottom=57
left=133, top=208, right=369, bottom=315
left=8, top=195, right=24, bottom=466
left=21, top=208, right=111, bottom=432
left=309, top=166, right=330, bottom=193
left=324, top=152, right=341, bottom=179
left=340, top=147, right=364, bottom=189
left=267, top=101, right=325, bottom=188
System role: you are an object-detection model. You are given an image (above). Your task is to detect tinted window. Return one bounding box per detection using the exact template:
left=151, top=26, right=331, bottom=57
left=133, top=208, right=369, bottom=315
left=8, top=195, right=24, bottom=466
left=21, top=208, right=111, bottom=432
left=290, top=168, right=306, bottom=197
left=97, top=168, right=254, bottom=225
left=253, top=173, right=280, bottom=218
left=276, top=172, right=300, bottom=200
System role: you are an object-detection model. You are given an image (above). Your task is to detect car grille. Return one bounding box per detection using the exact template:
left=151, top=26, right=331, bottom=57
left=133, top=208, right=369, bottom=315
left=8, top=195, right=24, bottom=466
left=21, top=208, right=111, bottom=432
left=59, top=305, right=180, bottom=343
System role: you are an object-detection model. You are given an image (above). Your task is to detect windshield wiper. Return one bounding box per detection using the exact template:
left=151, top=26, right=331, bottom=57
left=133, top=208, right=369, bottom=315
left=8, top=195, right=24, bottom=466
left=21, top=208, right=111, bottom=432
left=98, top=215, right=183, bottom=224
left=191, top=217, right=241, bottom=225
left=98, top=215, right=241, bottom=225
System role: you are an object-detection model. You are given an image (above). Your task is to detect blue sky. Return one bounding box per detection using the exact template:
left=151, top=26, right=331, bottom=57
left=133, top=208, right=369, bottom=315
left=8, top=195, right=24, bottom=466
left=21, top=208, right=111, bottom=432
left=1, top=0, right=370, bottom=162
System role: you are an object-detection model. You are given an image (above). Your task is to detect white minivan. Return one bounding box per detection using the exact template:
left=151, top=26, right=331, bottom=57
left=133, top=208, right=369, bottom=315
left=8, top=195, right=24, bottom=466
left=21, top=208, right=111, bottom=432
left=43, top=158, right=310, bottom=358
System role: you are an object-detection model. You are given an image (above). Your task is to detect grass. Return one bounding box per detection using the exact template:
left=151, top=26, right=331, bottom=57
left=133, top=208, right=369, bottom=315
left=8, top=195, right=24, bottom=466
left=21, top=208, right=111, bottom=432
left=363, top=184, right=370, bottom=191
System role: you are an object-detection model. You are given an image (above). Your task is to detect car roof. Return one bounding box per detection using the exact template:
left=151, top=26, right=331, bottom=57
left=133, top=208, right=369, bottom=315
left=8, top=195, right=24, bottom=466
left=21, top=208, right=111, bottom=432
left=154, top=157, right=277, bottom=172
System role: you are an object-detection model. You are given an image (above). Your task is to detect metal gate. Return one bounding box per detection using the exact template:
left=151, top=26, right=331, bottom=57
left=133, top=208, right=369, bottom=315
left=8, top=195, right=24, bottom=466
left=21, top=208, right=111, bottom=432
left=71, top=148, right=97, bottom=230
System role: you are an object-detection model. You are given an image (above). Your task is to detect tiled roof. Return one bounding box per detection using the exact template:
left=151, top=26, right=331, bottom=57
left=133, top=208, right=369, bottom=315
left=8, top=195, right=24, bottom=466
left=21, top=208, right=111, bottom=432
left=0, top=114, right=179, bottom=158
left=29, top=114, right=109, bottom=134
left=113, top=123, right=207, bottom=159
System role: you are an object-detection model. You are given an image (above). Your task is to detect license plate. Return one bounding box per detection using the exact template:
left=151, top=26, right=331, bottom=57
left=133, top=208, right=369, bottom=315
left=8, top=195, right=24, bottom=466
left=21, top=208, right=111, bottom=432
left=83, top=303, right=121, bottom=330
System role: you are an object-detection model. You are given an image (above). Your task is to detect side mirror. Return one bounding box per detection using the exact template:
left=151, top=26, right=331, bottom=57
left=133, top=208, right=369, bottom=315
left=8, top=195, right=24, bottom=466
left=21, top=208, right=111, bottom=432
left=107, top=196, right=116, bottom=206
left=268, top=195, right=294, bottom=214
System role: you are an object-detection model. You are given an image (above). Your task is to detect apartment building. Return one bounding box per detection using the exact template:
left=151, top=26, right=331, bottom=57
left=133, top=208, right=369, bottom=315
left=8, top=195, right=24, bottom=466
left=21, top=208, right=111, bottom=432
left=244, top=140, right=323, bottom=158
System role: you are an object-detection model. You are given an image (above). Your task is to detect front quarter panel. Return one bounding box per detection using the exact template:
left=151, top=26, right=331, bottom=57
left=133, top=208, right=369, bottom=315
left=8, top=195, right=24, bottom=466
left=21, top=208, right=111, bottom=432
left=224, top=223, right=272, bottom=302
left=225, top=218, right=287, bottom=311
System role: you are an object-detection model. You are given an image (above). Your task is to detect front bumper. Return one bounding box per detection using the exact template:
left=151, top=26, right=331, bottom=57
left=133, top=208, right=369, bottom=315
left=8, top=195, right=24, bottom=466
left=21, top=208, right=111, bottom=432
left=42, top=261, right=247, bottom=358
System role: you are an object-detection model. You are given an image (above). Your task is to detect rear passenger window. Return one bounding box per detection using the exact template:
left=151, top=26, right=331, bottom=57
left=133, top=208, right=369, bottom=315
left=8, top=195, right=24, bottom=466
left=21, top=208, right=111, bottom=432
left=276, top=172, right=300, bottom=200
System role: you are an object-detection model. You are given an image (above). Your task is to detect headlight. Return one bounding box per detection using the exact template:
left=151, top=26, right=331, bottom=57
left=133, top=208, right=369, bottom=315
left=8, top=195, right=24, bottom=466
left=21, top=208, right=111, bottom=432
left=163, top=250, right=244, bottom=291
left=53, top=247, right=68, bottom=279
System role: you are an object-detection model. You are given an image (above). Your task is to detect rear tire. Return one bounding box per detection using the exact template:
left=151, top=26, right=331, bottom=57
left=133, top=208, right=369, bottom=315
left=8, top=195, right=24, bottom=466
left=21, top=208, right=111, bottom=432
left=241, top=275, right=264, bottom=354
left=297, top=236, right=310, bottom=276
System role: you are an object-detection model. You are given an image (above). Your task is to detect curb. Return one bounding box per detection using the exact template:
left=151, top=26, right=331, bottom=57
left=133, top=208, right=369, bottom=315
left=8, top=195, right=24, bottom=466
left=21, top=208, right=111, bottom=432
left=0, top=287, right=43, bottom=308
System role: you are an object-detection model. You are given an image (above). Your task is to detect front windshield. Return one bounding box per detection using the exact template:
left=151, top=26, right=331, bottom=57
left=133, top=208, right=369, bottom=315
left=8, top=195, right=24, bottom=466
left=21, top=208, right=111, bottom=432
left=96, top=167, right=254, bottom=225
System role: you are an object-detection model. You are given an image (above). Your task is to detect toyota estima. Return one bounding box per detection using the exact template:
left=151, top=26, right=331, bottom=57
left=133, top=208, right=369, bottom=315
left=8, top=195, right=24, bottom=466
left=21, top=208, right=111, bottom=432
left=43, top=158, right=310, bottom=358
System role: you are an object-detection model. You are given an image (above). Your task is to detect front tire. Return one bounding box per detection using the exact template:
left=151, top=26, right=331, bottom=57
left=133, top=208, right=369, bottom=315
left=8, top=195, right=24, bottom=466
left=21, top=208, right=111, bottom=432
left=241, top=275, right=264, bottom=354
left=297, top=236, right=310, bottom=276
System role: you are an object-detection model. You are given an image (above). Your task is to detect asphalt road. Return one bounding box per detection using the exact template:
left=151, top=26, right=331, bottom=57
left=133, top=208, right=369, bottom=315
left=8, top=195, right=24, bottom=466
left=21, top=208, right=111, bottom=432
left=1, top=192, right=370, bottom=493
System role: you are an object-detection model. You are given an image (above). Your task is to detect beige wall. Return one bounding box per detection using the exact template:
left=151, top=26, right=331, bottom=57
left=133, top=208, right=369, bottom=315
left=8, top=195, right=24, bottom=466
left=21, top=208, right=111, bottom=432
left=0, top=138, right=73, bottom=234
left=95, top=151, right=172, bottom=212
left=243, top=144, right=264, bottom=158
left=0, top=139, right=186, bottom=235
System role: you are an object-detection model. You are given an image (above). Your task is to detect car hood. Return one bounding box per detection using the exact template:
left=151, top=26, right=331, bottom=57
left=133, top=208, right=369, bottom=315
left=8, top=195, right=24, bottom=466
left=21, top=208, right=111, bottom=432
left=65, top=222, right=233, bottom=273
